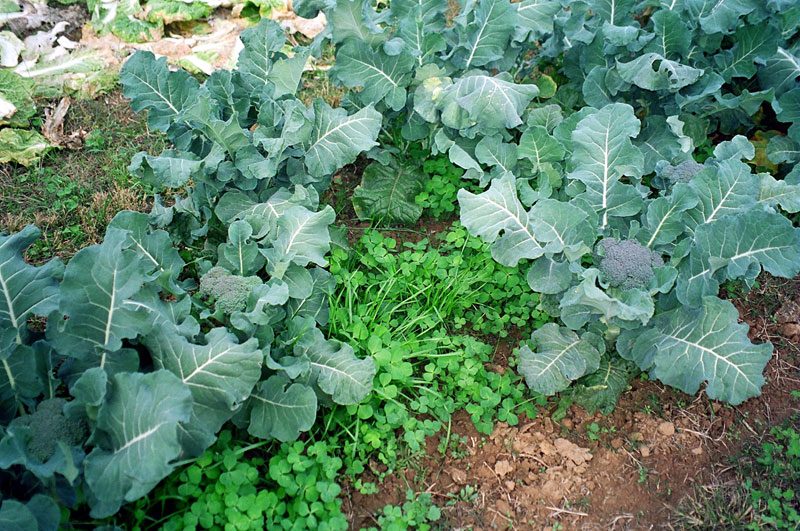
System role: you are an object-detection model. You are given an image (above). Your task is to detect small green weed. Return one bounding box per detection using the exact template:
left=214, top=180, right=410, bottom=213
left=107, top=432, right=347, bottom=530
left=367, top=489, right=443, bottom=531
left=414, top=154, right=480, bottom=219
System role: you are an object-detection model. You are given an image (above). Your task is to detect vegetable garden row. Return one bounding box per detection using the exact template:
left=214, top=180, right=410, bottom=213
left=1, top=0, right=799, bottom=528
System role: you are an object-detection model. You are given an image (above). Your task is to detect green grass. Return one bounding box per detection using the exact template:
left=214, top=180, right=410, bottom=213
left=0, top=91, right=166, bottom=262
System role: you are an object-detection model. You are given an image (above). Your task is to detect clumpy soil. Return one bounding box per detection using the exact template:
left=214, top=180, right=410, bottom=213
left=341, top=271, right=800, bottom=529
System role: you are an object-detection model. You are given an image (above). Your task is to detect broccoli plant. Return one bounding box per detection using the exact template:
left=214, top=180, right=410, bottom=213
left=597, top=238, right=664, bottom=291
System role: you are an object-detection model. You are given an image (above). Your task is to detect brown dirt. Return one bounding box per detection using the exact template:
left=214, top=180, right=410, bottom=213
left=341, top=274, right=800, bottom=530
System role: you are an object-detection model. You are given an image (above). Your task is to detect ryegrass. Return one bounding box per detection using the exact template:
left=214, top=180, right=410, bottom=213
left=0, top=91, right=166, bottom=262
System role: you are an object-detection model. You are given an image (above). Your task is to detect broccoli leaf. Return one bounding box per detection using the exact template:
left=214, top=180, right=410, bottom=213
left=145, top=327, right=262, bottom=457
left=619, top=297, right=772, bottom=405
left=518, top=324, right=601, bottom=395
left=352, top=160, right=425, bottom=224
left=248, top=375, right=317, bottom=442
left=0, top=226, right=63, bottom=340
left=294, top=325, right=375, bottom=405
left=567, top=103, right=644, bottom=228
left=83, top=371, right=192, bottom=518
left=119, top=51, right=199, bottom=132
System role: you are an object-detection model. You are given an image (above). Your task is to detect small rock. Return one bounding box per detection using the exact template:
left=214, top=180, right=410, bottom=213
left=505, top=480, right=516, bottom=492
left=495, top=499, right=512, bottom=516
left=495, top=459, right=514, bottom=477
left=691, top=446, right=704, bottom=455
left=780, top=323, right=800, bottom=338
left=639, top=445, right=651, bottom=457
left=658, top=422, right=676, bottom=436
left=610, top=438, right=624, bottom=449
left=775, top=301, right=800, bottom=324
left=561, top=419, right=573, bottom=430
left=446, top=466, right=468, bottom=485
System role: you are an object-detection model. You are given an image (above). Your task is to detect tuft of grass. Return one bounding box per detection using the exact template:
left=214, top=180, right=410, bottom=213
left=0, top=91, right=166, bottom=262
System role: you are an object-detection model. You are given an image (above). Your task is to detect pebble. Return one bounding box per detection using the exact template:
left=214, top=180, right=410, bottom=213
left=561, top=419, right=573, bottom=430
left=505, top=480, right=516, bottom=492
left=658, top=421, right=676, bottom=436
left=780, top=323, right=800, bottom=337
left=639, top=445, right=651, bottom=457
left=692, top=446, right=704, bottom=455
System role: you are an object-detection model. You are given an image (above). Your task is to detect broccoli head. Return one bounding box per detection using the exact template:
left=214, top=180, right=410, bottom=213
left=20, top=398, right=88, bottom=462
left=198, top=266, right=262, bottom=314
left=657, top=160, right=704, bottom=185
left=597, top=238, right=664, bottom=290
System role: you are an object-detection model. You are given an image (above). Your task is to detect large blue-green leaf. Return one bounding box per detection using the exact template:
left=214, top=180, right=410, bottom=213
left=515, top=0, right=562, bottom=41
left=458, top=173, right=545, bottom=267
left=108, top=211, right=185, bottom=294
left=119, top=51, right=199, bottom=132
left=570, top=355, right=638, bottom=414
left=294, top=326, right=374, bottom=405
left=518, top=324, right=601, bottom=395
left=567, top=103, right=644, bottom=228
left=560, top=269, right=654, bottom=328
left=235, top=19, right=286, bottom=91
left=686, top=0, right=757, bottom=34
left=0, top=495, right=59, bottom=531
left=328, top=0, right=386, bottom=45
left=638, top=184, right=699, bottom=248
left=758, top=173, right=800, bottom=213
left=619, top=296, right=771, bottom=405
left=84, top=370, right=192, bottom=518
left=646, top=9, right=691, bottom=59
left=273, top=205, right=336, bottom=267
left=394, top=0, right=447, bottom=65
left=684, top=158, right=759, bottom=230
left=331, top=40, right=414, bottom=110
left=302, top=100, right=381, bottom=178
left=449, top=0, right=517, bottom=69
left=676, top=211, right=800, bottom=306
left=440, top=73, right=539, bottom=131
left=47, top=228, right=153, bottom=362
left=248, top=375, right=317, bottom=441
left=352, top=161, right=425, bottom=224
left=617, top=53, right=703, bottom=91
left=714, top=24, right=778, bottom=82
left=145, top=326, right=262, bottom=456
left=0, top=226, right=63, bottom=340
left=518, top=126, right=566, bottom=171
left=758, top=46, right=800, bottom=97
left=269, top=47, right=311, bottom=98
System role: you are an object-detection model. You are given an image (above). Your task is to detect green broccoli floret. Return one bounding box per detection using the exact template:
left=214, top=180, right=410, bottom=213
left=21, top=398, right=88, bottom=462
left=597, top=238, right=664, bottom=291
left=657, top=160, right=704, bottom=184
left=198, top=266, right=262, bottom=314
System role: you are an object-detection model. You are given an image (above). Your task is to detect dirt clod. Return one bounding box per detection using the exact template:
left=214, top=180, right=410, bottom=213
left=495, top=460, right=513, bottom=477
left=640, top=445, right=651, bottom=457
left=658, top=421, right=676, bottom=436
